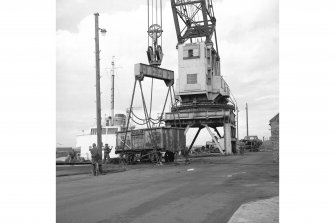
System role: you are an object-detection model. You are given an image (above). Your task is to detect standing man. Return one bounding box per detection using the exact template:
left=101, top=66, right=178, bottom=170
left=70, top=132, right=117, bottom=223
left=103, top=144, right=111, bottom=164
left=89, top=143, right=103, bottom=176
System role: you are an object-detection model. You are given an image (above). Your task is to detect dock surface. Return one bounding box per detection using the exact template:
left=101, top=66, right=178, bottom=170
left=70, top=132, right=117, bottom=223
left=57, top=151, right=279, bottom=223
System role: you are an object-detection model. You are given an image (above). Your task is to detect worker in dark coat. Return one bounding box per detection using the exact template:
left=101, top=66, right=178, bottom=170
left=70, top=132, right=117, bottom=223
left=89, top=143, right=103, bottom=176
left=103, top=144, right=111, bottom=164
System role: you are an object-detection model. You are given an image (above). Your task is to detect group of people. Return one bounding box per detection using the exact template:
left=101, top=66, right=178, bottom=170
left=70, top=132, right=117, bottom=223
left=89, top=143, right=113, bottom=176
left=89, top=143, right=194, bottom=175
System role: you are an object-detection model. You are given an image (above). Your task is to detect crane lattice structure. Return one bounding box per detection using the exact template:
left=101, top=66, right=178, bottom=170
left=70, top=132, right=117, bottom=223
left=171, top=0, right=219, bottom=53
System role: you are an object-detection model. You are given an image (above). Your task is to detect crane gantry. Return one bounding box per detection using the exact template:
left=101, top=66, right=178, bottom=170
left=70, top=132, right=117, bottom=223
left=165, top=0, right=237, bottom=155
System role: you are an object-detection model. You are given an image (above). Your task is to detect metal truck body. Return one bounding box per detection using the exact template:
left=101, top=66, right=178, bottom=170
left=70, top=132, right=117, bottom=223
left=115, top=127, right=186, bottom=153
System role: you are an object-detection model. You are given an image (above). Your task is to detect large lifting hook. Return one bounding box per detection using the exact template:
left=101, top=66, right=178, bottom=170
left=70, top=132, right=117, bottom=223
left=147, top=0, right=163, bottom=67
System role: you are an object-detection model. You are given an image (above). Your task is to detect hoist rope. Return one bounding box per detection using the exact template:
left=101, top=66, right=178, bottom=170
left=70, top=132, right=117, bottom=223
left=130, top=113, right=162, bottom=126
left=139, top=81, right=154, bottom=140
left=151, top=0, right=154, bottom=48
left=158, top=86, right=171, bottom=127
left=160, top=0, right=162, bottom=47
left=131, top=109, right=161, bottom=123
left=130, top=116, right=149, bottom=126
left=169, top=86, right=177, bottom=127
left=147, top=0, right=149, bottom=47
left=131, top=110, right=147, bottom=121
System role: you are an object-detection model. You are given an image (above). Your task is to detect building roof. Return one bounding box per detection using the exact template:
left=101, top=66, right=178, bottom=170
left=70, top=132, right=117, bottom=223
left=269, top=113, right=279, bottom=123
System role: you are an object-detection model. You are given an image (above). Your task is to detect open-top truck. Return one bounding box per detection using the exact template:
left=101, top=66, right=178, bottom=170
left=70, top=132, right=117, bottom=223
left=115, top=127, right=186, bottom=164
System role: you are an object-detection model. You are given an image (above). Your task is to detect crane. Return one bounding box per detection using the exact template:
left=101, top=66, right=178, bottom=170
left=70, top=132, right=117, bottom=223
left=165, top=0, right=237, bottom=155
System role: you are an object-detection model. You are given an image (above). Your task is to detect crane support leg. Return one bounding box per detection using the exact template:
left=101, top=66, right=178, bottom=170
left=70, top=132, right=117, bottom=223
left=184, top=125, right=190, bottom=136
left=203, top=124, right=225, bottom=155
left=188, top=127, right=203, bottom=152
left=214, top=127, right=222, bottom=138
left=224, top=123, right=232, bottom=155
left=123, top=80, right=137, bottom=151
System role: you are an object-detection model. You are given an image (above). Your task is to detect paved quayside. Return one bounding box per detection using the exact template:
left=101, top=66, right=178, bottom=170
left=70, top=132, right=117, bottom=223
left=57, top=151, right=279, bottom=223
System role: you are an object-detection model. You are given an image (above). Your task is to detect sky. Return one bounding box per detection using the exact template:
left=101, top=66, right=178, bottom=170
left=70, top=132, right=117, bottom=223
left=56, top=0, right=279, bottom=147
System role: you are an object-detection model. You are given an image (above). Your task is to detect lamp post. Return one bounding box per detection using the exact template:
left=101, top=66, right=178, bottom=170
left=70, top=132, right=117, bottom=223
left=94, top=13, right=107, bottom=160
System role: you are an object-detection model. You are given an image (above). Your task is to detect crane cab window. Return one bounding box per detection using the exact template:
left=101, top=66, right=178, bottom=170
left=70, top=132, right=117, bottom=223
left=188, top=49, right=193, bottom=57
left=183, top=46, right=200, bottom=59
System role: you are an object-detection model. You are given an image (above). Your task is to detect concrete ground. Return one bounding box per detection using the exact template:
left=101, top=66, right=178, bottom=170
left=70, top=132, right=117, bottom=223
left=228, top=196, right=279, bottom=223
left=56, top=164, right=125, bottom=177
left=56, top=151, right=279, bottom=223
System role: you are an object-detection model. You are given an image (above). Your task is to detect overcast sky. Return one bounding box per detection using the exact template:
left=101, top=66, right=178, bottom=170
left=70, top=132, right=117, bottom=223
left=56, top=0, right=279, bottom=147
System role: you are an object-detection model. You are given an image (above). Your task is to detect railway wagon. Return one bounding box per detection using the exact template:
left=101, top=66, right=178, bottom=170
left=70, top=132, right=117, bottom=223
left=115, top=127, right=186, bottom=163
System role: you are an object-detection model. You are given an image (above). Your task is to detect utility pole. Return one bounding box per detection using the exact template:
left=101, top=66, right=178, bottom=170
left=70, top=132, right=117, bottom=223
left=94, top=13, right=106, bottom=159
left=246, top=103, right=249, bottom=137
left=111, top=57, right=115, bottom=125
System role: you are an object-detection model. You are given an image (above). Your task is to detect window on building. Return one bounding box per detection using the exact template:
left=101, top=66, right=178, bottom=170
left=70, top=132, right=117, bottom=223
left=183, top=45, right=200, bottom=59
left=107, top=128, right=118, bottom=134
left=90, top=128, right=97, bottom=135
left=102, top=128, right=107, bottom=134
left=207, top=70, right=211, bottom=85
left=187, top=73, right=197, bottom=84
left=188, top=49, right=193, bottom=57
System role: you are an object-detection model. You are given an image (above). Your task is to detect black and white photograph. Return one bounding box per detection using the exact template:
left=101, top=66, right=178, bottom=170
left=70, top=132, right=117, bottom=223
left=56, top=0, right=279, bottom=222
left=4, top=0, right=335, bottom=222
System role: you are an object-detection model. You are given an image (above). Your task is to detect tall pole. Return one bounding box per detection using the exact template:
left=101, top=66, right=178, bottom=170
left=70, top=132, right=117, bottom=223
left=246, top=103, right=249, bottom=137
left=94, top=13, right=102, bottom=159
left=236, top=106, right=239, bottom=140
left=111, top=57, right=115, bottom=124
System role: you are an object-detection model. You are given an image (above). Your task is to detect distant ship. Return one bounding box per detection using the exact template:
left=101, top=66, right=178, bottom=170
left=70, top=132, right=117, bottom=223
left=75, top=114, right=127, bottom=160
left=75, top=58, right=134, bottom=160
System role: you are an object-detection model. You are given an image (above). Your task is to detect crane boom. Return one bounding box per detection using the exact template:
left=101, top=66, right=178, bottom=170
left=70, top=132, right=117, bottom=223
left=170, top=0, right=219, bottom=56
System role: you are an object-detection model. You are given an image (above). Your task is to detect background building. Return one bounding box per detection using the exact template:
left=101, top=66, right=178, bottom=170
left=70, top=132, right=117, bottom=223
left=269, top=113, right=279, bottom=162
